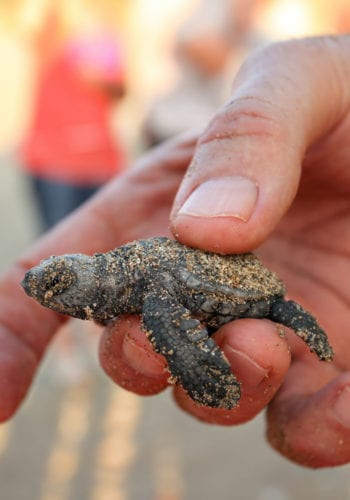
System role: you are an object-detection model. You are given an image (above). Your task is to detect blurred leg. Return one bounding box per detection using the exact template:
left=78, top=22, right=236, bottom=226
left=29, top=174, right=100, bottom=231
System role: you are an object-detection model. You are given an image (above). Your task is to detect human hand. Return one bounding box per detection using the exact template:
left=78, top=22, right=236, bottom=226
left=103, top=36, right=350, bottom=467
left=2, top=36, right=350, bottom=469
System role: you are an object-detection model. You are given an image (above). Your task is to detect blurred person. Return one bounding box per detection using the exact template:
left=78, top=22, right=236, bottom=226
left=143, top=0, right=268, bottom=147
left=21, top=7, right=127, bottom=231
left=17, top=7, right=128, bottom=386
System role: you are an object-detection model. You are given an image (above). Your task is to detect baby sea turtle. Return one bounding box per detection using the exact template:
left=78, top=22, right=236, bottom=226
left=21, top=237, right=333, bottom=409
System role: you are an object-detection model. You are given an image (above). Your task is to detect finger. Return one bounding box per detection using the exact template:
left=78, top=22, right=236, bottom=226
left=171, top=37, right=350, bottom=253
left=173, top=320, right=290, bottom=425
left=0, top=265, right=64, bottom=422
left=0, top=132, right=196, bottom=421
left=99, top=316, right=169, bottom=396
left=100, top=318, right=291, bottom=418
left=266, top=360, right=350, bottom=467
left=100, top=316, right=290, bottom=425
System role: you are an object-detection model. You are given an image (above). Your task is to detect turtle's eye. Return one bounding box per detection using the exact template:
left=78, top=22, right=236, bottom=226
left=48, top=274, right=63, bottom=288
left=41, top=266, right=76, bottom=299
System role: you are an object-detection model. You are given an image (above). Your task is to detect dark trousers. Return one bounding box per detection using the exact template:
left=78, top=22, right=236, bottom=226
left=29, top=174, right=101, bottom=231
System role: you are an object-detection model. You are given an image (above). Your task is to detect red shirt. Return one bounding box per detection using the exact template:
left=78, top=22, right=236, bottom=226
left=22, top=34, right=126, bottom=185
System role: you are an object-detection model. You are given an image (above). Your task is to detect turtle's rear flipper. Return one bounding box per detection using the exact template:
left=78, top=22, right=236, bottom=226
left=269, top=299, right=333, bottom=361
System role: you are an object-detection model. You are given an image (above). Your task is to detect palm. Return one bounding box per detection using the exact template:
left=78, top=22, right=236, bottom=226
left=250, top=124, right=350, bottom=466
left=260, top=122, right=350, bottom=371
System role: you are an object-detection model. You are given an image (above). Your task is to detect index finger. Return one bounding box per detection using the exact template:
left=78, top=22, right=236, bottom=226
left=0, top=132, right=196, bottom=421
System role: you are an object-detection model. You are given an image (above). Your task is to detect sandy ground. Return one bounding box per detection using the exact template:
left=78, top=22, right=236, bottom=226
left=0, top=156, right=350, bottom=500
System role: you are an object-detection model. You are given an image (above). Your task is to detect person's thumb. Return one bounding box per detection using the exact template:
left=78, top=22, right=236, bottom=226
left=170, top=37, right=350, bottom=253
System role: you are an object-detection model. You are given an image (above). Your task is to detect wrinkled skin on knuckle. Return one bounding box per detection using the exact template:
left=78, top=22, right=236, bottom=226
left=194, top=94, right=298, bottom=179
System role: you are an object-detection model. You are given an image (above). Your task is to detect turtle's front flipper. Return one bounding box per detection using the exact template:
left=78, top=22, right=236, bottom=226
left=142, top=292, right=240, bottom=409
left=269, top=299, right=333, bottom=361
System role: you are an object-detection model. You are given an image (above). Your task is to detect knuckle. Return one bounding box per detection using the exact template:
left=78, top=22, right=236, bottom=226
left=199, top=95, right=285, bottom=146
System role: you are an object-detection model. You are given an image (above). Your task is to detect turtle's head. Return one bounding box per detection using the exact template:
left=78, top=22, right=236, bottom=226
left=21, top=254, right=98, bottom=318
left=22, top=256, right=76, bottom=302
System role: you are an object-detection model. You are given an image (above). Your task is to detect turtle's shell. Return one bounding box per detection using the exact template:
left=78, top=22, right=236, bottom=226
left=131, top=237, right=286, bottom=303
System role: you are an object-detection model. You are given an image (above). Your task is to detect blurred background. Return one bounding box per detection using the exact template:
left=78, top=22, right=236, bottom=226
left=1, top=0, right=350, bottom=499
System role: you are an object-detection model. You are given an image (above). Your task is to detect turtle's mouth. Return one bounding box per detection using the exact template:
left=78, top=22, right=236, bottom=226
left=21, top=269, right=41, bottom=300
left=21, top=256, right=78, bottom=305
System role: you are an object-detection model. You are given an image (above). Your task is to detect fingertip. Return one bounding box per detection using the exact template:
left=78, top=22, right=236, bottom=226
left=121, top=318, right=168, bottom=377
left=267, top=371, right=350, bottom=467
left=0, top=329, right=38, bottom=422
left=171, top=171, right=297, bottom=254
left=172, top=387, right=241, bottom=426
left=172, top=215, right=262, bottom=254
left=218, top=318, right=291, bottom=388
left=171, top=175, right=261, bottom=253
left=99, top=316, right=169, bottom=396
